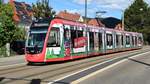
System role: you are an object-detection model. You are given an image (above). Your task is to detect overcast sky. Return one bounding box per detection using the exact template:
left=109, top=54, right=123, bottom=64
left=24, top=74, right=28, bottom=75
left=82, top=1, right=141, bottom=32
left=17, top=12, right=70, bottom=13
left=5, top=0, right=150, bottom=19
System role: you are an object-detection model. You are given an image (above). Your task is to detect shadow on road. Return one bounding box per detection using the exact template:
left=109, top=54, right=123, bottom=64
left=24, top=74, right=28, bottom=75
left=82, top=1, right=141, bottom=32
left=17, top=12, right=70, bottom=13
left=52, top=81, right=70, bottom=84
left=30, top=79, right=41, bottom=84
left=0, top=77, right=5, bottom=82
left=128, top=58, right=150, bottom=66
left=0, top=77, right=48, bottom=84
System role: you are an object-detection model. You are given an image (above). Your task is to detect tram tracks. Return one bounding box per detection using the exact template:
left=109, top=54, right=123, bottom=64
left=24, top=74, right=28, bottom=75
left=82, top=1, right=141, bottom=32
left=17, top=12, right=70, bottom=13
left=0, top=65, right=41, bottom=76
left=1, top=47, right=150, bottom=84
left=27, top=48, right=150, bottom=81
left=0, top=49, right=143, bottom=76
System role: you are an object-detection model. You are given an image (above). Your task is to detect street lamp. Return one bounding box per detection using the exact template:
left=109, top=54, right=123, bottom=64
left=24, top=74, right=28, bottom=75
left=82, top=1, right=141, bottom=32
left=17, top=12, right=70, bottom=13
left=140, top=8, right=143, bottom=11
left=95, top=11, right=106, bottom=27
left=84, top=0, right=88, bottom=56
left=121, top=0, right=134, bottom=30
left=121, top=10, right=125, bottom=30
left=96, top=11, right=107, bottom=18
left=139, top=8, right=144, bottom=28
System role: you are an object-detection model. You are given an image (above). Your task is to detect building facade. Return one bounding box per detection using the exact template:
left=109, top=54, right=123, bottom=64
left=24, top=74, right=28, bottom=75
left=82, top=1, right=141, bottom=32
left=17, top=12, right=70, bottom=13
left=56, top=10, right=105, bottom=27
left=56, top=10, right=84, bottom=22
left=9, top=0, right=33, bottom=30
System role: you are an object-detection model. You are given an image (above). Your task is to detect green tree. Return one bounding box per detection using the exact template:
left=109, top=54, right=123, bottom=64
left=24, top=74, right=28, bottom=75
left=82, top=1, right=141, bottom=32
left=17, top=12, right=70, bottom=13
left=124, top=0, right=150, bottom=44
left=13, top=28, right=26, bottom=41
left=0, top=0, right=2, bottom=4
left=32, top=0, right=56, bottom=19
left=0, top=3, right=25, bottom=56
left=0, top=4, right=15, bottom=47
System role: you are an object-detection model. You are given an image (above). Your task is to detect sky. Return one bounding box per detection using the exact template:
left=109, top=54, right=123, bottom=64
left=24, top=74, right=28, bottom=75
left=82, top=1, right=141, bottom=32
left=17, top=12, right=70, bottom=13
left=5, top=0, right=150, bottom=19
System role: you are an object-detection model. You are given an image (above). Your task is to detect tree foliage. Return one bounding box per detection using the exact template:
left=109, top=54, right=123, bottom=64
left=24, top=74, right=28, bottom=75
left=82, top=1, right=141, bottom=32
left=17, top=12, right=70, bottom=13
left=0, top=0, right=2, bottom=4
left=32, top=0, right=56, bottom=19
left=0, top=3, right=25, bottom=47
left=124, top=0, right=150, bottom=44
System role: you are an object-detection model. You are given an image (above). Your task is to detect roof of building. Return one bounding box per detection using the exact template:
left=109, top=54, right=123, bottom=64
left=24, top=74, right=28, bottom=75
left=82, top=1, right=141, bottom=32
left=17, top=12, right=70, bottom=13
left=88, top=18, right=105, bottom=27
left=100, top=17, right=121, bottom=28
left=56, top=10, right=81, bottom=22
left=10, top=0, right=33, bottom=25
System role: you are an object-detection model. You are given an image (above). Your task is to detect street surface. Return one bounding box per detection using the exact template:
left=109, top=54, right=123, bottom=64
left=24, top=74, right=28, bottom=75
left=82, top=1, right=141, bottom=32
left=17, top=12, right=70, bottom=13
left=0, top=46, right=150, bottom=84
left=0, top=55, right=25, bottom=66
left=72, top=49, right=150, bottom=84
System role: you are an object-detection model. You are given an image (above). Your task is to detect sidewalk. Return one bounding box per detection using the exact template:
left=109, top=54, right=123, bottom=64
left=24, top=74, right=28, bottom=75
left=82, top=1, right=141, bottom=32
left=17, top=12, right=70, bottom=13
left=0, top=55, right=25, bottom=63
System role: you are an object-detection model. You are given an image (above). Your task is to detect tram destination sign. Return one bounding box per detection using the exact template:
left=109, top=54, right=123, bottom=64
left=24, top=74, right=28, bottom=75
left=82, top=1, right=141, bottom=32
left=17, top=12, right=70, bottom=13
left=33, top=23, right=49, bottom=27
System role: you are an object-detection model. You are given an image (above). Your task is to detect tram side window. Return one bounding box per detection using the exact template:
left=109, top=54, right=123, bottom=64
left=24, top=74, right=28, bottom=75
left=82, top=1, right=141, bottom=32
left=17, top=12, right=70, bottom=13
left=89, top=32, right=94, bottom=50
left=132, top=36, right=134, bottom=46
left=116, top=35, right=119, bottom=47
left=121, top=35, right=124, bottom=46
left=126, top=36, right=130, bottom=45
left=135, top=36, right=137, bottom=45
left=98, top=33, right=102, bottom=49
left=77, top=30, right=83, bottom=37
left=64, top=29, right=71, bottom=48
left=70, top=29, right=83, bottom=48
left=106, top=34, right=113, bottom=47
left=47, top=28, right=60, bottom=47
left=138, top=36, right=143, bottom=44
left=71, top=30, right=77, bottom=48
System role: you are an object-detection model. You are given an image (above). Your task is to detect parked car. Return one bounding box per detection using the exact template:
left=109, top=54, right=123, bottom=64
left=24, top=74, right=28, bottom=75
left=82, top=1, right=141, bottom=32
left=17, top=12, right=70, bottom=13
left=11, top=40, right=25, bottom=54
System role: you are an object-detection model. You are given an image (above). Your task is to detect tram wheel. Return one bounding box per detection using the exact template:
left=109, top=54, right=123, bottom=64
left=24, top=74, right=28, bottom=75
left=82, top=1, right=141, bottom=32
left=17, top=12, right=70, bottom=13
left=27, top=62, right=34, bottom=65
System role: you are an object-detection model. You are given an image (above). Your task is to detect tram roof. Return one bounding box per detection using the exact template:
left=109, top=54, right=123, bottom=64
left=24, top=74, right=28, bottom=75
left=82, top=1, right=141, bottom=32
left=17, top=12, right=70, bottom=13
left=35, top=18, right=141, bottom=35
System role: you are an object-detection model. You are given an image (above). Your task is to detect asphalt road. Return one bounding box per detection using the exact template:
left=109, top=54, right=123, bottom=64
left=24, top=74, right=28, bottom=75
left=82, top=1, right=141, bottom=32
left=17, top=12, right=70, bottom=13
left=0, top=46, right=150, bottom=84
left=75, top=48, right=150, bottom=84
left=0, top=55, right=25, bottom=66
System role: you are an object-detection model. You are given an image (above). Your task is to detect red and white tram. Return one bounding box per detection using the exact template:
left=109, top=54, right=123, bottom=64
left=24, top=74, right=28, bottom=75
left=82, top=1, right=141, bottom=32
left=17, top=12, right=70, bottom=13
left=25, top=18, right=143, bottom=63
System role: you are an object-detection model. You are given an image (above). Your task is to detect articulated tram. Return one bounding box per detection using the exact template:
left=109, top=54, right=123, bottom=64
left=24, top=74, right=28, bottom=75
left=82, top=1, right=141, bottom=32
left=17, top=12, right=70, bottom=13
left=25, top=18, right=143, bottom=63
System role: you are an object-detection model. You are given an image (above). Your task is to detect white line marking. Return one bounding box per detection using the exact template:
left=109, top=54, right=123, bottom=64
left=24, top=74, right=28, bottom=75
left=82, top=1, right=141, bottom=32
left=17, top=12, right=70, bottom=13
left=71, top=51, right=150, bottom=84
left=48, top=51, right=150, bottom=84
left=129, top=51, right=150, bottom=59
left=71, top=59, right=128, bottom=84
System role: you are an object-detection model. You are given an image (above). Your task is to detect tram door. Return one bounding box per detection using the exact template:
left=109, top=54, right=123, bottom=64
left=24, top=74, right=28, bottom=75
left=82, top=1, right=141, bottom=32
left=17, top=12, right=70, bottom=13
left=98, top=32, right=103, bottom=52
left=64, top=28, right=71, bottom=57
left=94, top=32, right=99, bottom=51
left=116, top=33, right=122, bottom=49
left=106, top=33, right=113, bottom=50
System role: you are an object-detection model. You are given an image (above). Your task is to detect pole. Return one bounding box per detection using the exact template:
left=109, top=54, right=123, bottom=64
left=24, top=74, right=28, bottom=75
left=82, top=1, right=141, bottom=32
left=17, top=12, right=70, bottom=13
left=85, top=0, right=88, bottom=56
left=122, top=10, right=125, bottom=30
left=140, top=8, right=143, bottom=29
left=85, top=0, right=87, bottom=24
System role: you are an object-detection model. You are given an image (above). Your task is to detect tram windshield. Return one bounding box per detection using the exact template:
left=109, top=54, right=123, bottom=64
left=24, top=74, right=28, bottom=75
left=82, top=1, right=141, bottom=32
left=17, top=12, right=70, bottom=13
left=27, top=32, right=46, bottom=47
left=26, top=26, right=48, bottom=54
